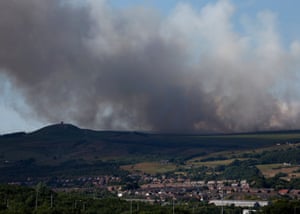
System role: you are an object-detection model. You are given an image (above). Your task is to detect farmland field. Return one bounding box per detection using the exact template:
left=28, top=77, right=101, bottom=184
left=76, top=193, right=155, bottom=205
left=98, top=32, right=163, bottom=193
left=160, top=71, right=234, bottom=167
left=121, top=162, right=177, bottom=174
left=257, top=163, right=300, bottom=179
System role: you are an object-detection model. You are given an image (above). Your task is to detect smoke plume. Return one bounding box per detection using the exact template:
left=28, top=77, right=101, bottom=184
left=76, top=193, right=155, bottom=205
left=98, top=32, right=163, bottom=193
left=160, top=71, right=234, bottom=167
left=0, top=0, right=300, bottom=132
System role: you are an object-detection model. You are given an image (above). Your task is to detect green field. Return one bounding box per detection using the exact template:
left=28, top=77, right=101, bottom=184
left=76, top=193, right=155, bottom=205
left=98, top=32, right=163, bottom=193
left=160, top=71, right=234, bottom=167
left=122, top=161, right=177, bottom=174
left=257, top=163, right=300, bottom=179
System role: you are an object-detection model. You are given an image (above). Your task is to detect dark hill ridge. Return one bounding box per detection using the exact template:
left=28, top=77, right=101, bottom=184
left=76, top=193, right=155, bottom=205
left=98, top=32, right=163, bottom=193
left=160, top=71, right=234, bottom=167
left=1, top=123, right=300, bottom=164
left=29, top=123, right=149, bottom=140
left=31, top=123, right=83, bottom=136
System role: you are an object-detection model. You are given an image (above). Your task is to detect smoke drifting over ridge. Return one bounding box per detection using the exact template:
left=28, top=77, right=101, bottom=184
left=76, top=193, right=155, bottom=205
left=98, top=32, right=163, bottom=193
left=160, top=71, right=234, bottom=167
left=1, top=0, right=300, bottom=132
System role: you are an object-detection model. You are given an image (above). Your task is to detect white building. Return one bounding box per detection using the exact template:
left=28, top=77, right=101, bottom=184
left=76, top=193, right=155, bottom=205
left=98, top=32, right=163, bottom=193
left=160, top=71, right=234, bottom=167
left=243, top=209, right=256, bottom=214
left=209, top=200, right=269, bottom=207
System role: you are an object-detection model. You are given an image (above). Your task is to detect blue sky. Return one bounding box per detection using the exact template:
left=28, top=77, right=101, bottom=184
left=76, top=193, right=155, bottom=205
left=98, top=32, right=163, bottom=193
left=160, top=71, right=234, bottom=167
left=1, top=0, right=300, bottom=133
left=109, top=0, right=300, bottom=45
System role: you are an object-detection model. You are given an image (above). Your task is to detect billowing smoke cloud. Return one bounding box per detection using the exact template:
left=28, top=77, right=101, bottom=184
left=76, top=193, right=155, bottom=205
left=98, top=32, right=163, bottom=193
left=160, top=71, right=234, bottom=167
left=0, top=0, right=300, bottom=132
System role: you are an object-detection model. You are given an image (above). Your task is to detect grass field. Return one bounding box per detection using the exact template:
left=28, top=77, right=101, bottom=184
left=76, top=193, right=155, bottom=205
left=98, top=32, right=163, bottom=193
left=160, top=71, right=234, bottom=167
left=189, top=159, right=234, bottom=167
left=257, top=163, right=300, bottom=179
left=186, top=142, right=300, bottom=165
left=121, top=162, right=177, bottom=174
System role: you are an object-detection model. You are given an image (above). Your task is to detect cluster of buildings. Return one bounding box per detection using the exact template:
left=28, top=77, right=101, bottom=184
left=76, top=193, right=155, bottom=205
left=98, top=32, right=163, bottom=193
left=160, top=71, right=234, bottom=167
left=10, top=172, right=300, bottom=208
left=111, top=175, right=300, bottom=203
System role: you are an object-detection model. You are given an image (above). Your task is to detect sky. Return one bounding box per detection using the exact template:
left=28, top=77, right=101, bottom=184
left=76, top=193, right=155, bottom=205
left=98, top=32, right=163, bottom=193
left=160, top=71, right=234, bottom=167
left=0, top=0, right=300, bottom=134
left=109, top=0, right=300, bottom=44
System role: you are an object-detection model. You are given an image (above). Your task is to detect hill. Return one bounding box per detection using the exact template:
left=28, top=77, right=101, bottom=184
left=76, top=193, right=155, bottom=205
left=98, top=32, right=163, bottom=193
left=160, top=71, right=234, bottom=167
left=2, top=123, right=300, bottom=163
left=2, top=123, right=300, bottom=181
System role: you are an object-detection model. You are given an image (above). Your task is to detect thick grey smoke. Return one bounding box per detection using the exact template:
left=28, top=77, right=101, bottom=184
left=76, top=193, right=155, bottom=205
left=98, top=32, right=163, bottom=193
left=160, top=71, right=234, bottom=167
left=0, top=0, right=300, bottom=132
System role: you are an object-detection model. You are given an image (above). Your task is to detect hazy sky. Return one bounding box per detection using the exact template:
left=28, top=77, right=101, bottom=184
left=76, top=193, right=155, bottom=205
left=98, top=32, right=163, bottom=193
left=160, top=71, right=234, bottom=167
left=0, top=0, right=300, bottom=133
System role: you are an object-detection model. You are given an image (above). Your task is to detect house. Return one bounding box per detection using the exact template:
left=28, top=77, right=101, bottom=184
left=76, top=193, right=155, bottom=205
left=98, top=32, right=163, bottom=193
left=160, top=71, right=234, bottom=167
left=278, top=189, right=289, bottom=196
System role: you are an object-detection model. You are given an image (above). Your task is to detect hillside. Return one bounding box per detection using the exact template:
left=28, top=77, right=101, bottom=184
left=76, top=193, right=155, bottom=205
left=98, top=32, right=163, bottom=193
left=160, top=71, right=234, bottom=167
left=2, top=123, right=300, bottom=163
left=2, top=123, right=300, bottom=181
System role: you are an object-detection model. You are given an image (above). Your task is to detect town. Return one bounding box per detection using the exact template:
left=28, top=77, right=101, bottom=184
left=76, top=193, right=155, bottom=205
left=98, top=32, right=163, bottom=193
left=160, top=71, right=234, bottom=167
left=10, top=172, right=300, bottom=207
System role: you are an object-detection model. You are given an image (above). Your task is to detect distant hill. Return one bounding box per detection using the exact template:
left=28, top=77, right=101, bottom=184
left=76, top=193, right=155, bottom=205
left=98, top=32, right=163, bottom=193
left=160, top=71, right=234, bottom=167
left=2, top=123, right=300, bottom=182
left=1, top=123, right=300, bottom=164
